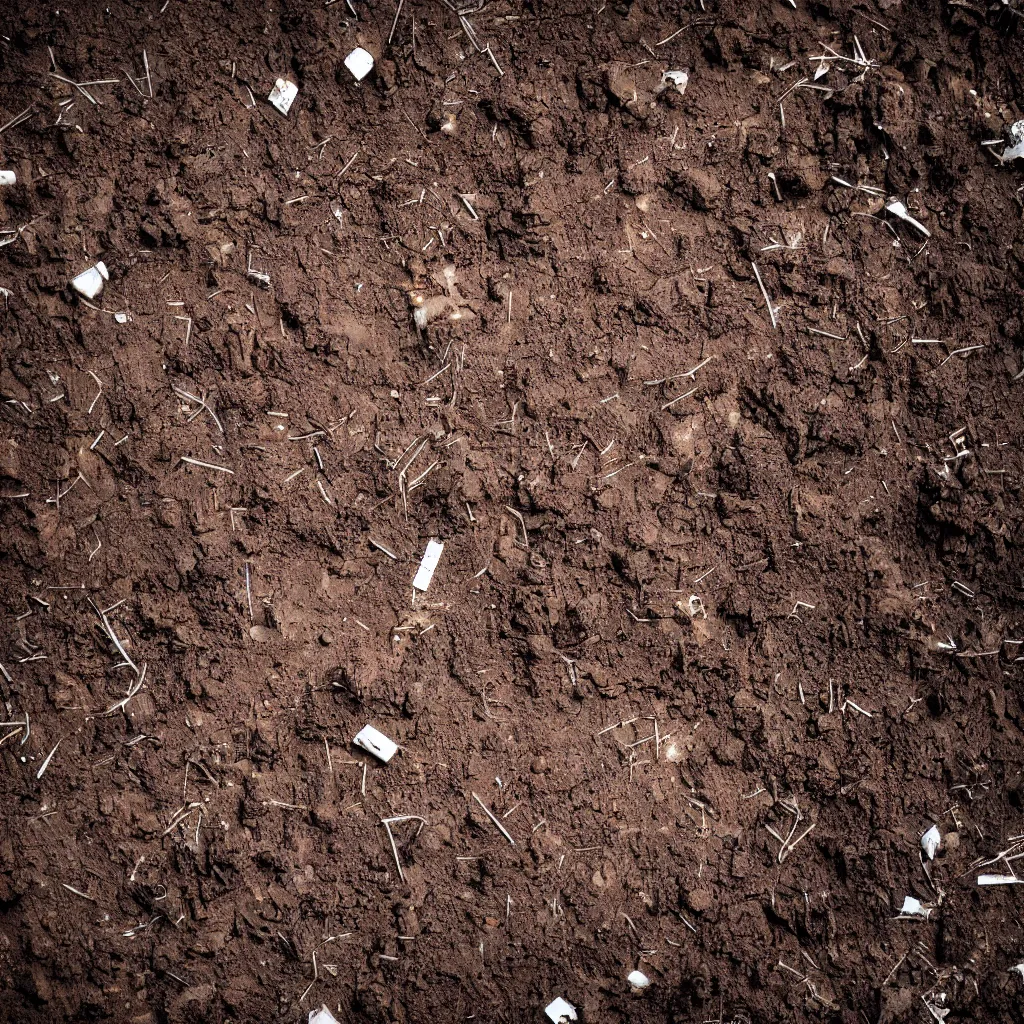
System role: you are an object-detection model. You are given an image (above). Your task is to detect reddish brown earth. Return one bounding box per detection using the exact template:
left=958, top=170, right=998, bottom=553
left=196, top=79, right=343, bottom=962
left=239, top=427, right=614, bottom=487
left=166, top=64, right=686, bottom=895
left=2, top=1, right=1024, bottom=1022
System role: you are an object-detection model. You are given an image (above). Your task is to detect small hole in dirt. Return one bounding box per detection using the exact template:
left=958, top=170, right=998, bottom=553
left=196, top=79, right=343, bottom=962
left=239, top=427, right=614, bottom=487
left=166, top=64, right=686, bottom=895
left=835, top=854, right=848, bottom=883
left=926, top=692, right=944, bottom=717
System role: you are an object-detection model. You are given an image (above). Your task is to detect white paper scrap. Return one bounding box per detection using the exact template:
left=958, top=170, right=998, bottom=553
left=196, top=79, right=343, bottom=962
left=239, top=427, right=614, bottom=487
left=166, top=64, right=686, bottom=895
left=345, top=47, right=375, bottom=82
left=544, top=997, right=577, bottom=1023
left=899, top=896, right=931, bottom=918
left=412, top=539, right=444, bottom=592
left=0, top=171, right=15, bottom=186
left=354, top=725, right=397, bottom=763
left=661, top=70, right=688, bottom=95
left=309, top=1007, right=340, bottom=1024
left=268, top=78, right=298, bottom=116
left=1001, top=119, right=1024, bottom=162
left=71, top=261, right=109, bottom=299
left=921, top=824, right=941, bottom=860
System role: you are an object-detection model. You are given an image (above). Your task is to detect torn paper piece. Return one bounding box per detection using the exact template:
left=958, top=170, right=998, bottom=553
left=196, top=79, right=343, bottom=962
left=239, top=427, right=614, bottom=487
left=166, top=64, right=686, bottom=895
left=0, top=171, right=15, bottom=185
left=544, top=997, right=578, bottom=1023
left=661, top=70, right=688, bottom=95
left=921, top=825, right=941, bottom=860
left=309, top=1007, right=340, bottom=1024
left=412, top=539, right=444, bottom=592
left=268, top=78, right=298, bottom=116
left=354, top=725, right=397, bottom=763
left=345, top=47, right=375, bottom=82
left=1001, top=119, right=1024, bottom=162
left=71, top=261, right=109, bottom=300
left=898, top=896, right=931, bottom=919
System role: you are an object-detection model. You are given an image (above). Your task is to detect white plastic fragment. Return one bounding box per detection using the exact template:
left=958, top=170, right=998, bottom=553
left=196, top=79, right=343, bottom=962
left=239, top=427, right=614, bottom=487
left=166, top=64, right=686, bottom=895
left=978, top=873, right=1023, bottom=886
left=898, top=896, right=931, bottom=919
left=921, top=824, right=941, bottom=860
left=0, top=171, right=15, bottom=186
left=345, top=47, right=375, bottom=82
left=1010, top=963, right=1024, bottom=979
left=268, top=78, right=298, bottom=116
left=661, top=70, right=688, bottom=95
left=309, top=1007, right=340, bottom=1024
left=412, top=539, right=444, bottom=592
left=885, top=200, right=931, bottom=238
left=71, top=261, right=109, bottom=300
left=354, top=725, right=398, bottom=763
left=999, top=119, right=1024, bottom=163
left=114, top=312, right=129, bottom=324
left=627, top=969, right=651, bottom=990
left=544, top=997, right=578, bottom=1023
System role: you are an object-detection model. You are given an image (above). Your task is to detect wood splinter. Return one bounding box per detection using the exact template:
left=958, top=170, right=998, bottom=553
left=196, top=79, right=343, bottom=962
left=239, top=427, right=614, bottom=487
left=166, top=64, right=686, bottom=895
left=471, top=792, right=515, bottom=846
left=381, top=815, right=427, bottom=882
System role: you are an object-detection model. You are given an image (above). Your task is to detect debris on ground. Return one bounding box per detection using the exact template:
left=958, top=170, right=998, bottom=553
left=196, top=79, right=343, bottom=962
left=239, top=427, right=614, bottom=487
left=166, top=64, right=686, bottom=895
left=344, top=46, right=374, bottom=82
left=1, top=2, right=1023, bottom=1022
left=544, top=997, right=578, bottom=1023
left=70, top=260, right=108, bottom=299
left=268, top=77, right=298, bottom=115
left=353, top=725, right=398, bottom=763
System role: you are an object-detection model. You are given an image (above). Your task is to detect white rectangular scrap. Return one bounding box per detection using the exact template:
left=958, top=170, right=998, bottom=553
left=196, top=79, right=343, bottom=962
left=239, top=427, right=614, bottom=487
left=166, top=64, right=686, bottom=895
left=268, top=78, right=298, bottom=116
left=345, top=47, right=375, bottom=82
left=71, top=261, right=109, bottom=299
left=354, top=725, right=397, bottom=763
left=412, top=539, right=444, bottom=592
left=545, top=998, right=577, bottom=1023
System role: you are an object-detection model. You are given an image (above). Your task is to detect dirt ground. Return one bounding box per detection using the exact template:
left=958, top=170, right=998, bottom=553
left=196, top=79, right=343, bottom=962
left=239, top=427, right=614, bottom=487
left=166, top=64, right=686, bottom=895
left=1, top=0, right=1024, bottom=1021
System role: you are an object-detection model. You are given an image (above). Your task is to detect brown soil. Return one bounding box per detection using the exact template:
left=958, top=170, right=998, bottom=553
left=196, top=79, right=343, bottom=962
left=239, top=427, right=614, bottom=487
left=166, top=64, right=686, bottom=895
left=2, top=1, right=1024, bottom=1022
